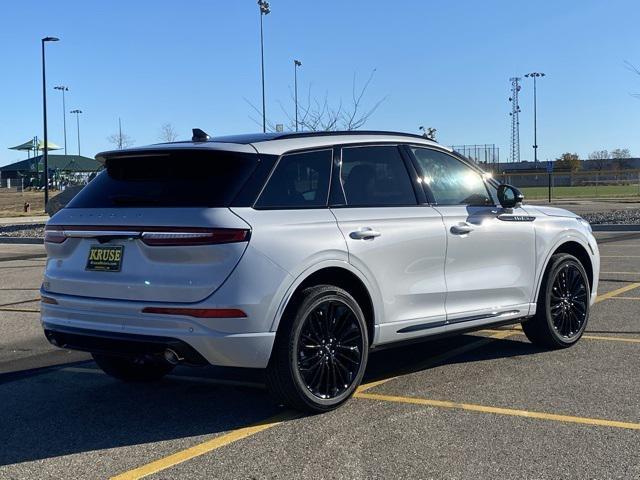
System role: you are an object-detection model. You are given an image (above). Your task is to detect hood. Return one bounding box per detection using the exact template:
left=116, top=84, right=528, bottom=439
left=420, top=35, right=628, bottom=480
left=525, top=205, right=579, bottom=218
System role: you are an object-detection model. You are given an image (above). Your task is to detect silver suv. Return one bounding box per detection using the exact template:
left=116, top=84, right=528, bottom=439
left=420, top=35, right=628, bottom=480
left=41, top=131, right=599, bottom=412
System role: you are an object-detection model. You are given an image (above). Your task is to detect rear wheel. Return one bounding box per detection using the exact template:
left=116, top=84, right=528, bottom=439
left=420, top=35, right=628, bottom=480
left=522, top=253, right=590, bottom=348
left=92, top=353, right=175, bottom=382
left=266, top=285, right=369, bottom=413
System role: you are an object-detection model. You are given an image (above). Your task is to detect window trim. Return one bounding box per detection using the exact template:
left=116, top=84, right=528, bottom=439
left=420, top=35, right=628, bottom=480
left=252, top=147, right=334, bottom=210
left=330, top=143, right=420, bottom=209
left=406, top=145, right=497, bottom=207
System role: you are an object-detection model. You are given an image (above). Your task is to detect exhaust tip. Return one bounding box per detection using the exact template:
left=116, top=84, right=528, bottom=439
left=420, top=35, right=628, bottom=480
left=163, top=348, right=183, bottom=365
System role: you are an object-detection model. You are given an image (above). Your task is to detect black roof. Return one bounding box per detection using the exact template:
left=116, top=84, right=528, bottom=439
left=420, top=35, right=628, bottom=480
left=208, top=130, right=433, bottom=145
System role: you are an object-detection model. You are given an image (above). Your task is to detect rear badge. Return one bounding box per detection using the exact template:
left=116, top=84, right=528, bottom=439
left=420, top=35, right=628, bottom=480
left=86, top=245, right=124, bottom=272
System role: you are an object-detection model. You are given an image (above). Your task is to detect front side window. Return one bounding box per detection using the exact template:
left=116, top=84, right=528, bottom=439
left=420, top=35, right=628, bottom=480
left=340, top=146, right=416, bottom=207
left=411, top=147, right=493, bottom=206
left=256, top=149, right=332, bottom=208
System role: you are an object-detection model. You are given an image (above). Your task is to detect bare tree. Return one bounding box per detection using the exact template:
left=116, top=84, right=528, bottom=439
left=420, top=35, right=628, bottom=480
left=107, top=131, right=134, bottom=150
left=246, top=69, right=387, bottom=132
left=611, top=148, right=632, bottom=170
left=159, top=123, right=179, bottom=143
left=611, top=148, right=631, bottom=159
left=625, top=61, right=640, bottom=99
left=587, top=150, right=609, bottom=171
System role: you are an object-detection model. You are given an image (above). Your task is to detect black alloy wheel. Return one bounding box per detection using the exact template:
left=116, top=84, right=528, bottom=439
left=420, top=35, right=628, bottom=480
left=266, top=284, right=369, bottom=413
left=522, top=253, right=591, bottom=348
left=549, top=263, right=589, bottom=339
left=296, top=298, right=364, bottom=400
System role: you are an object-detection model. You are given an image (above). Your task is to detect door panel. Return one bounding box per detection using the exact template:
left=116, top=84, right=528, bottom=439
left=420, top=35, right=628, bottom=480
left=332, top=207, right=447, bottom=329
left=435, top=205, right=536, bottom=320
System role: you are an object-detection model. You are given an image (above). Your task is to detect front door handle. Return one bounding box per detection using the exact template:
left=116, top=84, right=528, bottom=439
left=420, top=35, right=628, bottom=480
left=350, top=228, right=381, bottom=240
left=450, top=223, right=473, bottom=235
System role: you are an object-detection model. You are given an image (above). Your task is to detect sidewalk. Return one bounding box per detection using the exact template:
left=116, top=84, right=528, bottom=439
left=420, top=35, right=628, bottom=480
left=0, top=215, right=48, bottom=225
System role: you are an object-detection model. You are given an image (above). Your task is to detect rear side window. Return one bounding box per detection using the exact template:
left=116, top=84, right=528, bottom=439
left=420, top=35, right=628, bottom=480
left=411, top=148, right=493, bottom=206
left=256, top=149, right=332, bottom=208
left=340, top=146, right=416, bottom=207
left=68, top=150, right=257, bottom=208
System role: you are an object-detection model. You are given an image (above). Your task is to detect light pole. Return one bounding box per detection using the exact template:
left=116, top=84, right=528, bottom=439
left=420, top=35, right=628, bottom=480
left=258, top=0, right=270, bottom=133
left=294, top=59, right=302, bottom=131
left=524, top=72, right=545, bottom=163
left=70, top=109, right=82, bottom=156
left=42, top=36, right=59, bottom=207
left=54, top=85, right=69, bottom=155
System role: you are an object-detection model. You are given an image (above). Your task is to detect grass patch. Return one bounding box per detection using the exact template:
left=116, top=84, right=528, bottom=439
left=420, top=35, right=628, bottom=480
left=521, top=184, right=640, bottom=199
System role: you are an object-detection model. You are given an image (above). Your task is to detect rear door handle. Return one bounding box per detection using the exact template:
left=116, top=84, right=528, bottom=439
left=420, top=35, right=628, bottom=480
left=450, top=223, right=473, bottom=235
left=350, top=228, right=381, bottom=240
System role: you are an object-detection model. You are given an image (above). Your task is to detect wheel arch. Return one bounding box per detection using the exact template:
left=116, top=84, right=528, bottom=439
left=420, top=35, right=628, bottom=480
left=534, top=238, right=594, bottom=303
left=270, top=262, right=379, bottom=345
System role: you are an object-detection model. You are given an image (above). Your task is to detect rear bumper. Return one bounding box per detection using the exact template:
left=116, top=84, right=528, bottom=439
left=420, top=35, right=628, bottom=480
left=40, top=296, right=276, bottom=369
left=44, top=324, right=209, bottom=365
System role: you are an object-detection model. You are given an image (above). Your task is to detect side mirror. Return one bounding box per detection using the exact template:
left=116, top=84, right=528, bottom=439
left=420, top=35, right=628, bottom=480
left=497, top=184, right=524, bottom=209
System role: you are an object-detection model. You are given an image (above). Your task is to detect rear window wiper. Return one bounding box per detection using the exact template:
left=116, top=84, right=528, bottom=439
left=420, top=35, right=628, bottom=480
left=108, top=194, right=161, bottom=206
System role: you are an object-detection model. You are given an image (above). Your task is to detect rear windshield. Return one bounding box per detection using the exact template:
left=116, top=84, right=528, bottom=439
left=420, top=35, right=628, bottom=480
left=68, top=150, right=258, bottom=208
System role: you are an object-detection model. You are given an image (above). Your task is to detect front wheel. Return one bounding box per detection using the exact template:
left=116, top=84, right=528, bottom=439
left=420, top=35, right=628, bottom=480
left=266, top=285, right=369, bottom=413
left=92, top=353, right=175, bottom=382
left=522, top=253, right=590, bottom=348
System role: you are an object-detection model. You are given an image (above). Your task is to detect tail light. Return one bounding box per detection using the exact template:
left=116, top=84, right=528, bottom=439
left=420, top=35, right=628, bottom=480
left=43, top=225, right=250, bottom=246
left=44, top=225, right=66, bottom=244
left=140, top=228, right=249, bottom=246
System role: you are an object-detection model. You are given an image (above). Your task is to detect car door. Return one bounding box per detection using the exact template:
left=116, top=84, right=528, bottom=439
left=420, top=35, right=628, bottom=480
left=330, top=144, right=448, bottom=343
left=409, top=146, right=536, bottom=327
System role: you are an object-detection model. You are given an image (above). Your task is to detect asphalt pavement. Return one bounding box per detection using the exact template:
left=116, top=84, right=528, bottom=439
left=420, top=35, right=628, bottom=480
left=0, top=234, right=638, bottom=479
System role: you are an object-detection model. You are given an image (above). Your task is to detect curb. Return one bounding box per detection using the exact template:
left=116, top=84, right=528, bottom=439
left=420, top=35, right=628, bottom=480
left=591, top=224, right=640, bottom=232
left=0, top=237, right=44, bottom=245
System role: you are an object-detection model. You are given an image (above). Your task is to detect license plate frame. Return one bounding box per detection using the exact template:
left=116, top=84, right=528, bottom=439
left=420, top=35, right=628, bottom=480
left=85, top=245, right=124, bottom=272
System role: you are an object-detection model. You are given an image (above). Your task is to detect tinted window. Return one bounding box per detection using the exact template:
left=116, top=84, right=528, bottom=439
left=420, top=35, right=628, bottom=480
left=340, top=146, right=416, bottom=206
left=68, top=150, right=257, bottom=208
left=256, top=149, right=332, bottom=208
left=411, top=148, right=492, bottom=206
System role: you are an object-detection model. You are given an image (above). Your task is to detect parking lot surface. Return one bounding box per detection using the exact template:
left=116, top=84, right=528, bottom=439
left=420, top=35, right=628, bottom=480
left=0, top=234, right=638, bottom=479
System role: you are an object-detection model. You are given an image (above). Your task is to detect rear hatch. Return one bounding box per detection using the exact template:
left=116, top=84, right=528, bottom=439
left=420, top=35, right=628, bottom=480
left=44, top=147, right=257, bottom=303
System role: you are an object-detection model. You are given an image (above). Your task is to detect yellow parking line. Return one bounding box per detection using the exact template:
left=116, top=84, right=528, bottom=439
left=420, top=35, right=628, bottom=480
left=110, top=411, right=299, bottom=480
left=601, top=271, right=639, bottom=275
left=582, top=334, right=640, bottom=344
left=354, top=392, right=640, bottom=430
left=606, top=296, right=640, bottom=300
left=357, top=330, right=514, bottom=393
left=594, top=283, right=640, bottom=303
left=481, top=328, right=640, bottom=344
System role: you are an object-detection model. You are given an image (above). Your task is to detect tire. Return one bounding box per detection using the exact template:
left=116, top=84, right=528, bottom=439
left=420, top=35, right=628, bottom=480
left=266, top=284, right=369, bottom=413
left=92, top=353, right=175, bottom=382
left=522, top=253, right=590, bottom=348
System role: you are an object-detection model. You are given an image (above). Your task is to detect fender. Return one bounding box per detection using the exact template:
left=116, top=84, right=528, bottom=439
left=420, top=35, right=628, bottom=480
left=532, top=228, right=594, bottom=305
left=268, top=259, right=384, bottom=344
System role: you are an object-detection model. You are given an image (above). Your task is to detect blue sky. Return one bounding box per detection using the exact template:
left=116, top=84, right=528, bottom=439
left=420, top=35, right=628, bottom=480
left=1, top=0, right=639, bottom=167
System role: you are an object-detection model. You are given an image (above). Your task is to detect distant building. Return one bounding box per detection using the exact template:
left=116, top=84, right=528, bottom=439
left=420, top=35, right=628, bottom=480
left=0, top=154, right=102, bottom=188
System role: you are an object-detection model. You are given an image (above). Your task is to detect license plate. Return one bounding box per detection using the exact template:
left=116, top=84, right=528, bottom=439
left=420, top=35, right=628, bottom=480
left=86, top=245, right=124, bottom=272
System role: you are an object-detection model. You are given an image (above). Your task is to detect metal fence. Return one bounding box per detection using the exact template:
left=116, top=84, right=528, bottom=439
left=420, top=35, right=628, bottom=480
left=491, top=169, right=640, bottom=199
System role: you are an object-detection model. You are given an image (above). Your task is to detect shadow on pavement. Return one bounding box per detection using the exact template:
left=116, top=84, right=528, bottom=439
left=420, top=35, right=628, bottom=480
left=0, top=333, right=545, bottom=466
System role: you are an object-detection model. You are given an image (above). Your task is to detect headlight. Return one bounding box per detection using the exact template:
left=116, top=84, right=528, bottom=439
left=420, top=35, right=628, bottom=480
left=576, top=217, right=592, bottom=233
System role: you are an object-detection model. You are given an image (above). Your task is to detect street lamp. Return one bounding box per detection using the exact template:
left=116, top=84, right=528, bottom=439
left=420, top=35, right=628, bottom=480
left=70, top=109, right=83, bottom=156
left=294, top=59, right=302, bottom=132
left=54, top=85, right=69, bottom=155
left=524, top=72, right=545, bottom=163
left=258, top=0, right=270, bottom=133
left=42, top=36, right=59, bottom=207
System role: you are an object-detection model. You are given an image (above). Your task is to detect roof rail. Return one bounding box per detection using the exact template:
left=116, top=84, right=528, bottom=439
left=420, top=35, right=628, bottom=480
left=273, top=130, right=434, bottom=142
